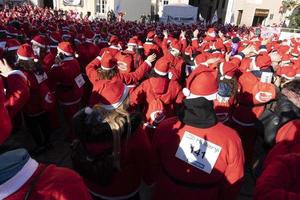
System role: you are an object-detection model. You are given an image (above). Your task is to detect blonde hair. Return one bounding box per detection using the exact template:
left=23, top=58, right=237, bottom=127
left=97, top=68, right=117, bottom=80
left=93, top=97, right=131, bottom=170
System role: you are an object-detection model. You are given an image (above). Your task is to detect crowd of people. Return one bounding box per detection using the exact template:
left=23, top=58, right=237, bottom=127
left=0, top=3, right=300, bottom=200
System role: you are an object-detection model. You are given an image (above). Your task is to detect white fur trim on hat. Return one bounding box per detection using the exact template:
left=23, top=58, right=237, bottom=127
left=154, top=67, right=168, bottom=76
left=50, top=36, right=59, bottom=43
left=57, top=46, right=73, bottom=56
left=101, top=65, right=115, bottom=71
left=127, top=43, right=137, bottom=46
left=150, top=110, right=166, bottom=123
left=183, top=88, right=217, bottom=100
left=0, top=157, right=38, bottom=200
left=100, top=85, right=129, bottom=110
left=17, top=54, right=34, bottom=61
left=31, top=40, right=46, bottom=48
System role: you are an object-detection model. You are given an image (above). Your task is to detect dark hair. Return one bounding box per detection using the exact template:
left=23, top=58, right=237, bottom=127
left=97, top=68, right=118, bottom=80
left=283, top=79, right=300, bottom=94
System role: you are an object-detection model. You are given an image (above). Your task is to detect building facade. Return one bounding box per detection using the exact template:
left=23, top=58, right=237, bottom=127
left=152, top=0, right=285, bottom=26
left=52, top=0, right=151, bottom=21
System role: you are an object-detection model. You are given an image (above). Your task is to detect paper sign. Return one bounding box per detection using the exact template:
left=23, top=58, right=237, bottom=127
left=74, top=74, right=85, bottom=88
left=260, top=72, right=273, bottom=83
left=175, top=131, right=222, bottom=174
left=34, top=72, right=48, bottom=84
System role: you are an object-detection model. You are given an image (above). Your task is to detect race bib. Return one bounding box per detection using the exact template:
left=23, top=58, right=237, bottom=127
left=34, top=72, right=48, bottom=84
left=175, top=131, right=222, bottom=174
left=260, top=72, right=273, bottom=83
left=74, top=74, right=85, bottom=88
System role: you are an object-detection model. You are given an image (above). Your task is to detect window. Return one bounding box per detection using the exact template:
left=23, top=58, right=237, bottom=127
left=96, top=0, right=107, bottom=14
left=222, top=0, right=226, bottom=9
left=163, top=0, right=169, bottom=5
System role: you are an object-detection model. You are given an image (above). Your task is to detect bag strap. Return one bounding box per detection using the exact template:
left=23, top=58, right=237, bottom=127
left=24, top=165, right=48, bottom=200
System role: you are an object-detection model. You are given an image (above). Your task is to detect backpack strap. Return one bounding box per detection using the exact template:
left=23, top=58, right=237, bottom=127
left=24, top=165, right=48, bottom=200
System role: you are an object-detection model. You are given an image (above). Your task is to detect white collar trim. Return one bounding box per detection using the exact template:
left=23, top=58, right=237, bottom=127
left=0, top=158, right=38, bottom=199
left=100, top=85, right=129, bottom=110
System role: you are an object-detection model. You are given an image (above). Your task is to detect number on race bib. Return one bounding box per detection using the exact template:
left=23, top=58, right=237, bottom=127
left=176, top=131, right=222, bottom=174
left=74, top=74, right=85, bottom=88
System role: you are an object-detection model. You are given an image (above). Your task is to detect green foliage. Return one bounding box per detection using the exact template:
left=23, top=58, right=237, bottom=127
left=283, top=0, right=300, bottom=28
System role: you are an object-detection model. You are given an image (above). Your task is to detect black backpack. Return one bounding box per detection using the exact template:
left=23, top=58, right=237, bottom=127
left=256, top=93, right=300, bottom=149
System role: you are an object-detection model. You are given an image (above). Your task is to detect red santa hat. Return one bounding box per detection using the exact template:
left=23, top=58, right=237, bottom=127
left=84, top=30, right=95, bottom=41
left=147, top=31, right=155, bottom=40
left=101, top=52, right=117, bottom=70
left=127, top=37, right=138, bottom=47
left=5, top=39, right=20, bottom=52
left=154, top=58, right=170, bottom=76
left=109, top=35, right=119, bottom=45
left=255, top=53, right=272, bottom=69
left=291, top=48, right=299, bottom=58
left=277, top=66, right=297, bottom=80
left=170, top=39, right=181, bottom=53
left=219, top=62, right=239, bottom=80
left=0, top=78, right=12, bottom=144
left=281, top=54, right=292, bottom=65
left=98, top=80, right=129, bottom=110
left=116, top=53, right=133, bottom=73
left=57, top=42, right=74, bottom=56
left=214, top=39, right=226, bottom=52
left=17, top=44, right=35, bottom=60
left=194, top=54, right=208, bottom=67
left=206, top=28, right=216, bottom=39
left=31, top=35, right=47, bottom=48
left=49, top=32, right=62, bottom=44
left=182, top=67, right=218, bottom=100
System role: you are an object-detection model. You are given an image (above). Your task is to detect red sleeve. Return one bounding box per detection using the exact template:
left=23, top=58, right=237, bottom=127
left=180, top=38, right=187, bottom=53
left=5, top=71, right=30, bottom=118
left=0, top=78, right=12, bottom=144
left=119, top=61, right=151, bottom=85
left=191, top=38, right=199, bottom=49
left=131, top=127, right=156, bottom=185
left=154, top=36, right=162, bottom=48
left=255, top=156, right=300, bottom=200
left=38, top=79, right=56, bottom=112
left=220, top=135, right=245, bottom=200
left=85, top=57, right=101, bottom=85
left=129, top=81, right=146, bottom=108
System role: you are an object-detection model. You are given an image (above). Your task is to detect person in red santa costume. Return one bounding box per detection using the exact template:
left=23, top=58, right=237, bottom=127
left=130, top=57, right=184, bottom=136
left=255, top=117, right=300, bottom=200
left=15, top=44, right=56, bottom=154
left=230, top=44, right=277, bottom=165
left=143, top=31, right=162, bottom=58
left=158, top=31, right=186, bottom=84
left=99, top=35, right=121, bottom=57
left=152, top=66, right=245, bottom=200
left=0, top=76, right=12, bottom=144
left=0, top=148, right=93, bottom=200
left=0, top=58, right=29, bottom=120
left=86, top=51, right=156, bottom=106
left=72, top=80, right=155, bottom=200
left=49, top=41, right=85, bottom=139
left=43, top=32, right=62, bottom=74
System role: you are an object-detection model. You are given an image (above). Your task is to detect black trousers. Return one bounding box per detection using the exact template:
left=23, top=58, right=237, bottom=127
left=24, top=112, right=52, bottom=146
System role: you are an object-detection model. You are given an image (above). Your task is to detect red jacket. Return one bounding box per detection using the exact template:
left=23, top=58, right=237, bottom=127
left=21, top=70, right=55, bottom=116
left=49, top=57, right=84, bottom=105
left=0, top=77, right=12, bottom=144
left=43, top=52, right=56, bottom=75
left=4, top=70, right=30, bottom=118
left=2, top=162, right=92, bottom=200
left=130, top=77, right=184, bottom=123
left=143, top=41, right=162, bottom=57
left=255, top=153, right=300, bottom=200
left=99, top=45, right=120, bottom=57
left=152, top=117, right=245, bottom=200
left=76, top=42, right=100, bottom=71
left=162, top=53, right=185, bottom=82
left=85, top=127, right=155, bottom=198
